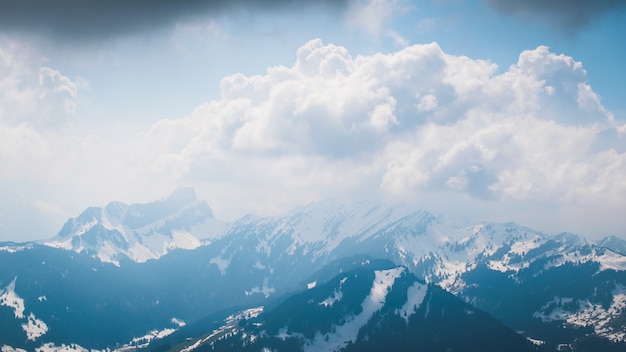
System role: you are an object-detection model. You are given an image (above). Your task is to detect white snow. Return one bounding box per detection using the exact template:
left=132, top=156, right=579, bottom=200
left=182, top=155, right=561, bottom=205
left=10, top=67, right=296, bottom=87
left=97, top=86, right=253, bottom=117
left=0, top=245, right=30, bottom=253
left=276, top=326, right=306, bottom=341
left=171, top=317, right=186, bottom=327
left=22, top=313, right=48, bottom=341
left=0, top=277, right=25, bottom=319
left=43, top=237, right=76, bottom=252
left=209, top=255, right=232, bottom=275
left=35, top=343, right=90, bottom=352
left=42, top=193, right=221, bottom=264
left=245, top=278, right=275, bottom=298
left=397, top=282, right=427, bottom=323
left=74, top=219, right=98, bottom=237
left=180, top=307, right=263, bottom=352
left=243, top=200, right=432, bottom=258
left=527, top=338, right=545, bottom=346
left=2, top=346, right=27, bottom=352
left=125, top=328, right=176, bottom=349
left=597, top=250, right=626, bottom=271
left=303, top=267, right=405, bottom=352
left=159, top=230, right=201, bottom=254
left=510, top=238, right=541, bottom=255
left=319, top=277, right=348, bottom=307
left=225, top=307, right=264, bottom=324
left=319, top=289, right=343, bottom=307
left=534, top=286, right=626, bottom=342
left=487, top=260, right=509, bottom=273
left=307, top=281, right=317, bottom=289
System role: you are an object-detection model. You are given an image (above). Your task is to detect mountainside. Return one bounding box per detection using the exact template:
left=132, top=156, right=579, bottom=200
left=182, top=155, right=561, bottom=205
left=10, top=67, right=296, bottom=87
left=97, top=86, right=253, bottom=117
left=42, top=187, right=229, bottom=264
left=195, top=199, right=626, bottom=349
left=166, top=264, right=539, bottom=352
left=599, top=235, right=626, bottom=256
left=2, top=192, right=626, bottom=351
left=453, top=238, right=626, bottom=350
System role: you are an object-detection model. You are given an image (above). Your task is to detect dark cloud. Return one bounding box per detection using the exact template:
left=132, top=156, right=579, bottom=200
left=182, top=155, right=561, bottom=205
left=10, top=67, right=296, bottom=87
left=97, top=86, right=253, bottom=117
left=0, top=0, right=350, bottom=43
left=486, top=0, right=626, bottom=29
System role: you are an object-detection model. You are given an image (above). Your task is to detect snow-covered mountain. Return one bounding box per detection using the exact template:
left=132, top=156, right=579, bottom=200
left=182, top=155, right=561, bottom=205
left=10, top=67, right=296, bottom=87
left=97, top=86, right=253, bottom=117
left=2, top=192, right=626, bottom=351
left=42, top=187, right=229, bottom=264
left=196, top=199, right=626, bottom=349
left=598, top=235, right=626, bottom=256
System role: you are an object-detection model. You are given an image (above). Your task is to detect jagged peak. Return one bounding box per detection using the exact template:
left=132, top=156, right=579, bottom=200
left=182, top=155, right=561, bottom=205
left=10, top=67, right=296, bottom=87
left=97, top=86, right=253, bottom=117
left=287, top=198, right=434, bottom=222
left=598, top=235, right=626, bottom=255
left=599, top=235, right=626, bottom=245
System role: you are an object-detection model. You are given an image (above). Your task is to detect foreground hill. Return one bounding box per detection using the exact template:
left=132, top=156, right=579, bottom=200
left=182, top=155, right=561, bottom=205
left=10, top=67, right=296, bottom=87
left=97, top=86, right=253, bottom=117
left=159, top=263, right=539, bottom=352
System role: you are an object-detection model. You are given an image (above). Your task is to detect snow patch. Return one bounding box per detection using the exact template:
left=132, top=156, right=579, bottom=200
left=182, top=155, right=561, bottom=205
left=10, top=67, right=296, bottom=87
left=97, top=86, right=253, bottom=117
left=209, top=255, right=232, bottom=275
left=397, top=282, right=427, bottom=323
left=0, top=277, right=25, bottom=319
left=245, top=278, right=275, bottom=298
left=319, top=290, right=343, bottom=307
left=181, top=307, right=263, bottom=352
left=304, top=267, right=405, bottom=351
left=0, top=245, right=30, bottom=253
left=124, top=328, right=176, bottom=350
left=534, top=286, right=626, bottom=342
left=597, top=249, right=626, bottom=272
left=171, top=317, right=186, bottom=327
left=2, top=346, right=27, bottom=352
left=22, top=313, right=48, bottom=341
left=510, top=238, right=541, bottom=255
left=319, top=277, right=348, bottom=307
left=527, top=337, right=545, bottom=346
left=35, top=343, right=90, bottom=352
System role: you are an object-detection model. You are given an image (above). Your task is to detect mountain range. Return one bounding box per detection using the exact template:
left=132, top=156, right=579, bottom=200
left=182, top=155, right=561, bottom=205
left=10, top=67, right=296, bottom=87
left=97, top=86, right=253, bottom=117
left=1, top=188, right=626, bottom=351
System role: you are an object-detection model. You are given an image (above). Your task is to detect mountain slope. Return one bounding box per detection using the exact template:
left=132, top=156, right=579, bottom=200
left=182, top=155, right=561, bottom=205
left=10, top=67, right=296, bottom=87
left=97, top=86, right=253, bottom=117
left=0, top=243, right=275, bottom=350
left=178, top=264, right=539, bottom=352
left=453, top=241, right=626, bottom=350
left=2, top=195, right=626, bottom=350
left=599, top=235, right=626, bottom=256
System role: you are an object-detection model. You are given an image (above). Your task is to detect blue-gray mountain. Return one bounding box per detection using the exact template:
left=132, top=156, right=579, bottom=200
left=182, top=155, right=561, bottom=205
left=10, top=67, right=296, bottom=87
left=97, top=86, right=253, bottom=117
left=155, top=262, right=539, bottom=352
left=1, top=188, right=626, bottom=351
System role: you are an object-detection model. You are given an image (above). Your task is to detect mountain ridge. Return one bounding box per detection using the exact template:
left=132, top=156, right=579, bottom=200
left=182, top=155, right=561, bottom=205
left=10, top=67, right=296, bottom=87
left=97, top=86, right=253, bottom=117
left=41, top=187, right=229, bottom=264
left=168, top=264, right=540, bottom=352
left=2, top=189, right=626, bottom=350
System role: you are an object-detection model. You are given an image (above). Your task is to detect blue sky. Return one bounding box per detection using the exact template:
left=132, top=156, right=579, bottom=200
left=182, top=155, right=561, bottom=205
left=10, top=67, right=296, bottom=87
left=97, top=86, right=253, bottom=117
left=1, top=0, right=625, bottom=241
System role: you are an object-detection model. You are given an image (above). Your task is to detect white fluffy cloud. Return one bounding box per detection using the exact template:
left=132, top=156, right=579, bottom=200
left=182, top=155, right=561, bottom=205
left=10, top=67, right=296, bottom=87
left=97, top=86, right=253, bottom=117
left=139, top=38, right=625, bottom=235
left=0, top=38, right=77, bottom=129
left=2, top=37, right=626, bottom=240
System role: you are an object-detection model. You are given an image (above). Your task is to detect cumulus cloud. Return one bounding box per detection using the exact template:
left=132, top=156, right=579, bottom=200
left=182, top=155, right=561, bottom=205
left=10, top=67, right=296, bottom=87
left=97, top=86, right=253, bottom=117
left=132, top=38, right=625, bottom=236
left=485, top=0, right=626, bottom=30
left=0, top=0, right=351, bottom=43
left=2, top=37, right=626, bottom=239
left=0, top=38, right=78, bottom=129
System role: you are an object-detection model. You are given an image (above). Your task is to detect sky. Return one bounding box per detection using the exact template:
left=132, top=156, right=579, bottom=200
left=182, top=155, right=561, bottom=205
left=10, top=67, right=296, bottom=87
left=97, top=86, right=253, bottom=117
left=1, top=0, right=625, bottom=242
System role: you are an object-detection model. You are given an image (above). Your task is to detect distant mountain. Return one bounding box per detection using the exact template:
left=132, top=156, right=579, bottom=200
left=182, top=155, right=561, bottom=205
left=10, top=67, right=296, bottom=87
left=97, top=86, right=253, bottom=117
left=2, top=194, right=626, bottom=351
left=452, top=235, right=626, bottom=351
left=599, top=235, right=626, bottom=256
left=184, top=200, right=626, bottom=349
left=166, top=264, right=539, bottom=352
left=42, top=187, right=229, bottom=264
